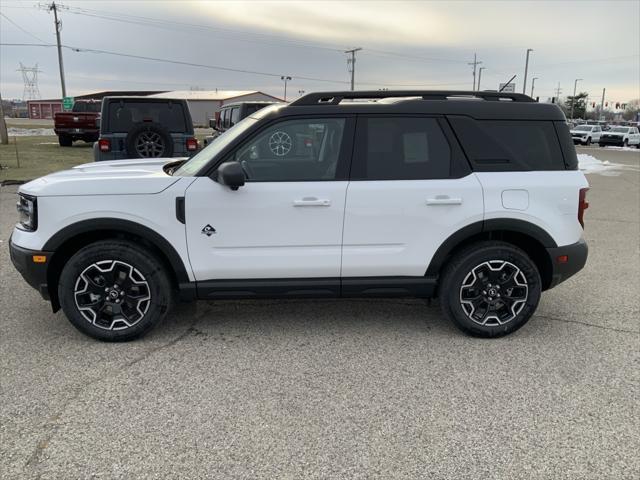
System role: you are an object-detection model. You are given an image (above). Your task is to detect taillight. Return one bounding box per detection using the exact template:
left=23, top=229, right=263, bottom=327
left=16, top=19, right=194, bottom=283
left=186, top=137, right=198, bottom=151
left=98, top=138, right=111, bottom=152
left=578, top=187, right=589, bottom=228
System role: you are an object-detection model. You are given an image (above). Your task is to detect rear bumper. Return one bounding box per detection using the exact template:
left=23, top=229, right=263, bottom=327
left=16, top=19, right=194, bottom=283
left=55, top=127, right=99, bottom=136
left=546, top=238, right=588, bottom=289
left=9, top=235, right=52, bottom=301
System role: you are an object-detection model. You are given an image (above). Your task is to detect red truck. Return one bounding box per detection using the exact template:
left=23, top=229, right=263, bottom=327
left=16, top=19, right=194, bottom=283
left=53, top=100, right=101, bottom=147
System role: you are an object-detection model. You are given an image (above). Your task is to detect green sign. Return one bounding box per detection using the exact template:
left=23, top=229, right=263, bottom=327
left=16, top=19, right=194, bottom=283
left=62, top=96, right=74, bottom=110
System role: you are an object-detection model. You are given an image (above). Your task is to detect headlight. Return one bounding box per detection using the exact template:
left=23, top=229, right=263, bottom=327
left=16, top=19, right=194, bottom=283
left=16, top=194, right=37, bottom=231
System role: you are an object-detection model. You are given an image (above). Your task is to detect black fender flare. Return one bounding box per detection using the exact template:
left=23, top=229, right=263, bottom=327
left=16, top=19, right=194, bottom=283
left=43, top=218, right=192, bottom=284
left=425, top=218, right=557, bottom=276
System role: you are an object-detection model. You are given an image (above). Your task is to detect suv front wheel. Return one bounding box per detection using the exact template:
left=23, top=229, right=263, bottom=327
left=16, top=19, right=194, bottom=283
left=440, top=241, right=542, bottom=337
left=58, top=240, right=173, bottom=341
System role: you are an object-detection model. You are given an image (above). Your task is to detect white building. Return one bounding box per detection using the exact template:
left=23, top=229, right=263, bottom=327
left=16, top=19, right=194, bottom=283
left=148, top=90, right=282, bottom=126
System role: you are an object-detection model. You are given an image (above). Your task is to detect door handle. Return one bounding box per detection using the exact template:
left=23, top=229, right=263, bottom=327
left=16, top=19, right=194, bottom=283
left=426, top=196, right=463, bottom=206
left=293, top=197, right=331, bottom=207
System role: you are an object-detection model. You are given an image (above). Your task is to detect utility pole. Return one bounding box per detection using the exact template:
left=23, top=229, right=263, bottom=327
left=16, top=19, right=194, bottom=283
left=522, top=48, right=533, bottom=94
left=477, top=67, right=486, bottom=91
left=530, top=77, right=538, bottom=98
left=0, top=91, right=8, bottom=145
left=280, top=76, right=291, bottom=101
left=468, top=53, right=482, bottom=91
left=554, top=82, right=562, bottom=103
left=345, top=48, right=362, bottom=91
left=600, top=88, right=606, bottom=121
left=44, top=2, right=67, bottom=99
left=570, top=78, right=583, bottom=120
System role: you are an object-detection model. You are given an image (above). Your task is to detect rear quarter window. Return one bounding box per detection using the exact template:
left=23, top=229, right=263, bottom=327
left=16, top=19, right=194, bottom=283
left=448, top=116, right=567, bottom=171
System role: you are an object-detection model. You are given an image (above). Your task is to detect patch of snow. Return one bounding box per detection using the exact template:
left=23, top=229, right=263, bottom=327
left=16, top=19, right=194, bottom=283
left=8, top=127, right=55, bottom=137
left=577, top=154, right=627, bottom=176
left=603, top=146, right=640, bottom=152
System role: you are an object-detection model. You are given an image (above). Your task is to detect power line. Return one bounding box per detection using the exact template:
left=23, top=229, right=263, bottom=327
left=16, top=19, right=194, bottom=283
left=0, top=43, right=474, bottom=90
left=62, top=6, right=346, bottom=53
left=0, top=12, right=48, bottom=43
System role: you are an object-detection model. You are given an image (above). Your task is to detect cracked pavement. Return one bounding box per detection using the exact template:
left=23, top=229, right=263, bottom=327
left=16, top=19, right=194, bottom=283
left=1, top=147, right=638, bottom=479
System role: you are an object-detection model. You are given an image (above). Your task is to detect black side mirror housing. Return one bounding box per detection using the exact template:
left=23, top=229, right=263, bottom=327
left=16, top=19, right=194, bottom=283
left=209, top=118, right=218, bottom=131
left=217, top=161, right=245, bottom=190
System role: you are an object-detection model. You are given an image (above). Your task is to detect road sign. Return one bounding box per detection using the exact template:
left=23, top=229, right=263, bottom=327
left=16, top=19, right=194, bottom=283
left=499, top=83, right=516, bottom=93
left=62, top=96, right=74, bottom=110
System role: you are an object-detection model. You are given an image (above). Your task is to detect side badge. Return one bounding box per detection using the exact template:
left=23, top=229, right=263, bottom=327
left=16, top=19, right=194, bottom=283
left=201, top=224, right=216, bottom=237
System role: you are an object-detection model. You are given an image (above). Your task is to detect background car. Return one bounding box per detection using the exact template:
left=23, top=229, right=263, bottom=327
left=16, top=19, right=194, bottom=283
left=599, top=126, right=640, bottom=148
left=53, top=100, right=101, bottom=147
left=203, top=101, right=278, bottom=146
left=570, top=124, right=602, bottom=145
left=94, top=97, right=198, bottom=161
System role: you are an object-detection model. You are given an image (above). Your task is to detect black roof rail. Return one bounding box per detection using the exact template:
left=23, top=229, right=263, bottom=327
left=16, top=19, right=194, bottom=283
left=290, top=90, right=535, bottom=106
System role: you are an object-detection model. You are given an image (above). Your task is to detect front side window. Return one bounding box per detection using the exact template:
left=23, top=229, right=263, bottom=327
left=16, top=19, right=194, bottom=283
left=233, top=118, right=346, bottom=182
left=352, top=117, right=451, bottom=180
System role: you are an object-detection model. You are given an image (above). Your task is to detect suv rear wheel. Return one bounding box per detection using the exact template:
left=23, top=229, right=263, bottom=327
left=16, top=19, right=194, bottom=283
left=440, top=241, right=542, bottom=337
left=58, top=240, right=173, bottom=341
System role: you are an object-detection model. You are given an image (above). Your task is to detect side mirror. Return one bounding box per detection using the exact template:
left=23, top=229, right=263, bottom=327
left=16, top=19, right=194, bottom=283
left=209, top=118, right=218, bottom=131
left=95, top=117, right=101, bottom=129
left=217, top=161, right=245, bottom=190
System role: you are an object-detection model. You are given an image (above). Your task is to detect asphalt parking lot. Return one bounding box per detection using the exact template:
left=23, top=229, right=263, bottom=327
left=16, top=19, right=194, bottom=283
left=1, top=147, right=638, bottom=479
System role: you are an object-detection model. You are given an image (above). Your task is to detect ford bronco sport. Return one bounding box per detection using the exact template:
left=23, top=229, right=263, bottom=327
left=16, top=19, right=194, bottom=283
left=10, top=90, right=589, bottom=341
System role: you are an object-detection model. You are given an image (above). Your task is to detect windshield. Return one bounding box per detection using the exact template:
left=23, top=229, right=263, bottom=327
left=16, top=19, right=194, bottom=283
left=574, top=125, right=592, bottom=131
left=610, top=127, right=629, bottom=133
left=173, top=115, right=259, bottom=176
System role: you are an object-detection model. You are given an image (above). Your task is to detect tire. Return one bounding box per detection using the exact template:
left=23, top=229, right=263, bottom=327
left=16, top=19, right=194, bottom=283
left=58, top=135, right=72, bottom=147
left=439, top=241, right=542, bottom=338
left=125, top=123, right=174, bottom=159
left=585, top=137, right=591, bottom=146
left=58, top=240, right=173, bottom=341
left=623, top=139, right=629, bottom=147
left=598, top=143, right=605, bottom=148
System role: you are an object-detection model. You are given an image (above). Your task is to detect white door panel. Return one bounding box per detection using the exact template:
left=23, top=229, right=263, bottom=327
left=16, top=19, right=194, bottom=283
left=185, top=177, right=347, bottom=279
left=341, top=174, right=484, bottom=277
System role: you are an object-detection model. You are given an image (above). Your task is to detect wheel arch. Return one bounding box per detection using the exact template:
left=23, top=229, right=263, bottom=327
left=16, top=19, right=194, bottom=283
left=43, top=218, right=192, bottom=312
left=426, top=219, right=556, bottom=291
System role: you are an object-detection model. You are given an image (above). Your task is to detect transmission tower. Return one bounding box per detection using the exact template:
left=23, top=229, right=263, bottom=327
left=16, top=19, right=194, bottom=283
left=18, top=63, right=42, bottom=100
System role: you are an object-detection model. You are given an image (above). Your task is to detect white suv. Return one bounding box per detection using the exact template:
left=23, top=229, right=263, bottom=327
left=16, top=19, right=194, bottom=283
left=599, top=126, right=640, bottom=148
left=10, top=90, right=589, bottom=341
left=570, top=124, right=602, bottom=145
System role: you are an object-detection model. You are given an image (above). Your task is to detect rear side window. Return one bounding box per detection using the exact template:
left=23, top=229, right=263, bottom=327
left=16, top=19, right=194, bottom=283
left=107, top=101, right=187, bottom=133
left=448, top=116, right=565, bottom=171
left=230, top=107, right=240, bottom=126
left=352, top=117, right=451, bottom=180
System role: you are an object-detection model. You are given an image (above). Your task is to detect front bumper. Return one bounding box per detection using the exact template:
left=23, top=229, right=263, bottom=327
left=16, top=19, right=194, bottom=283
left=571, top=137, right=589, bottom=144
left=598, top=137, right=625, bottom=146
left=9, top=235, right=52, bottom=301
left=546, top=238, right=588, bottom=289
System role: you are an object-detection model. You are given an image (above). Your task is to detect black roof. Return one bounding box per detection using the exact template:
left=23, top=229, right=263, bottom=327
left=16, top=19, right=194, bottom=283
left=276, top=90, right=566, bottom=121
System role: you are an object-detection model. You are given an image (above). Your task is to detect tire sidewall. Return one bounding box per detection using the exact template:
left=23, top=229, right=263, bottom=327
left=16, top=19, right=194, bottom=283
left=58, top=241, right=172, bottom=341
left=442, top=244, right=542, bottom=337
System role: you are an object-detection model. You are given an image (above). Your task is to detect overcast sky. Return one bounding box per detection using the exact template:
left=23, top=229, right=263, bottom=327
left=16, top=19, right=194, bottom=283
left=1, top=0, right=638, bottom=103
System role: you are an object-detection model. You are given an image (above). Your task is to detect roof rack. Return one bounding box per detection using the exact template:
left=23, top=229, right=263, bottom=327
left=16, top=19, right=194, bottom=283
left=290, top=90, right=535, bottom=106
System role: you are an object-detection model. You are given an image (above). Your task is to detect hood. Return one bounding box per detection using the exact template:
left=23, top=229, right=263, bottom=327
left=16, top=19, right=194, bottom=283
left=570, top=130, right=591, bottom=135
left=20, top=158, right=183, bottom=197
left=602, top=132, right=624, bottom=137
